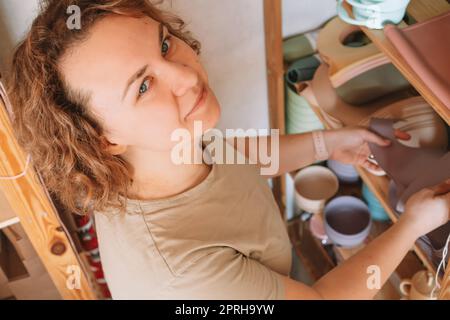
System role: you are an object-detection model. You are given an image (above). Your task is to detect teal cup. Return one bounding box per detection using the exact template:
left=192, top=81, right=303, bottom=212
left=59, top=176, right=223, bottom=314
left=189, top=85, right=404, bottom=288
left=362, top=183, right=390, bottom=221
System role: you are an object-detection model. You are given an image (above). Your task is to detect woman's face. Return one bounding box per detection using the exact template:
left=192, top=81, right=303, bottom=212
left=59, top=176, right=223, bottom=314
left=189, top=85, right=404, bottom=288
left=59, top=14, right=221, bottom=153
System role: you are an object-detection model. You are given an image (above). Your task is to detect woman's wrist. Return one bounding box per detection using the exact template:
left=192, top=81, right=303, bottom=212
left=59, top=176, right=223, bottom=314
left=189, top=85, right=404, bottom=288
left=311, top=130, right=331, bottom=161
left=322, top=130, right=337, bottom=160
left=396, top=213, right=424, bottom=242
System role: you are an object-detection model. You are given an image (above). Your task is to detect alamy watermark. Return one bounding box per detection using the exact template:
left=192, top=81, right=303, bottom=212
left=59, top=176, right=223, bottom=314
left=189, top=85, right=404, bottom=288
left=66, top=265, right=81, bottom=290
left=366, top=265, right=381, bottom=290
left=171, top=121, right=280, bottom=176
left=66, top=5, right=81, bottom=30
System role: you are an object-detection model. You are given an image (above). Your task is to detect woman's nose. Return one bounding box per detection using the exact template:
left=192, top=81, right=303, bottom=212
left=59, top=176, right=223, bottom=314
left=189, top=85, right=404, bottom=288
left=162, top=61, right=200, bottom=97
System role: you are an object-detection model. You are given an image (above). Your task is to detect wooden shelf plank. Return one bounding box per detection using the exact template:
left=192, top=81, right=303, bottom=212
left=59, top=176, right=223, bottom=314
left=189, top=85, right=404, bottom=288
left=356, top=169, right=437, bottom=274
left=0, top=217, right=20, bottom=230
left=0, top=97, right=97, bottom=299
left=407, top=0, right=450, bottom=23
left=343, top=0, right=450, bottom=124
left=0, top=190, right=17, bottom=229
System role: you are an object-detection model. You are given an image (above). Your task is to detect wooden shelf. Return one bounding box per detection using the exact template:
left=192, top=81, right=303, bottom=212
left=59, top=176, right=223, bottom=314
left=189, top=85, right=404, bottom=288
left=307, top=100, right=438, bottom=278
left=407, top=0, right=450, bottom=24
left=265, top=0, right=450, bottom=299
left=0, top=190, right=19, bottom=230
left=344, top=0, right=450, bottom=125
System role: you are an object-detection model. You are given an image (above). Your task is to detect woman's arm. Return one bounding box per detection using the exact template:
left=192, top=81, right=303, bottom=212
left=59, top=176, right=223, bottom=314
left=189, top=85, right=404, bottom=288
left=227, top=127, right=394, bottom=178
left=225, top=133, right=317, bottom=178
left=283, top=217, right=416, bottom=299
left=311, top=216, right=417, bottom=299
left=284, top=184, right=450, bottom=300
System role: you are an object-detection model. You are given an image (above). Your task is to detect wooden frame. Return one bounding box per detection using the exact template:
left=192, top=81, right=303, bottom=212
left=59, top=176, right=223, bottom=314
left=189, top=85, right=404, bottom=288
left=0, top=90, right=97, bottom=299
left=264, top=0, right=286, bottom=217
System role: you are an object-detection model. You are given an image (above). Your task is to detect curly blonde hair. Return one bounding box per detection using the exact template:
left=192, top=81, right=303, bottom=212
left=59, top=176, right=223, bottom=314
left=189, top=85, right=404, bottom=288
left=7, top=0, right=201, bottom=216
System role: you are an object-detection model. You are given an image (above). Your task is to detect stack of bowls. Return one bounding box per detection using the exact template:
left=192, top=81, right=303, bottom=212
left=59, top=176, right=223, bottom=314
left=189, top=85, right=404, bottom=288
left=327, top=160, right=360, bottom=184
left=324, top=196, right=372, bottom=248
left=294, top=165, right=339, bottom=214
left=286, top=85, right=325, bottom=134
left=362, top=183, right=390, bottom=221
left=285, top=56, right=324, bottom=135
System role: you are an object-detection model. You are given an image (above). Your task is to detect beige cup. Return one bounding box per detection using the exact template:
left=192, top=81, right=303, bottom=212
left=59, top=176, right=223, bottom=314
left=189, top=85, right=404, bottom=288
left=399, top=271, right=439, bottom=300
left=294, top=166, right=339, bottom=214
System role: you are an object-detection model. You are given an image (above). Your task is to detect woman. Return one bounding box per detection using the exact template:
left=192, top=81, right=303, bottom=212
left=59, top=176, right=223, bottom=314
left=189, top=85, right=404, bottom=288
left=8, top=0, right=449, bottom=299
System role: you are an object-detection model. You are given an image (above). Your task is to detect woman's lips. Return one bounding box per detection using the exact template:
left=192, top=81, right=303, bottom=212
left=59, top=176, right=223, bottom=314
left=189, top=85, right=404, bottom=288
left=186, top=85, right=207, bottom=118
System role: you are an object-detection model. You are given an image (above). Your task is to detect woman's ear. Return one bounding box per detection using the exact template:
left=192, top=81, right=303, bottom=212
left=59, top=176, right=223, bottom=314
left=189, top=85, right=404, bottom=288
left=100, top=136, right=127, bottom=155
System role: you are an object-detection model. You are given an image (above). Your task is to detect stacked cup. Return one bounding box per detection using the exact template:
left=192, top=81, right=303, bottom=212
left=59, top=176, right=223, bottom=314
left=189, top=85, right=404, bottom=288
left=327, top=159, right=360, bottom=184
left=285, top=56, right=324, bottom=135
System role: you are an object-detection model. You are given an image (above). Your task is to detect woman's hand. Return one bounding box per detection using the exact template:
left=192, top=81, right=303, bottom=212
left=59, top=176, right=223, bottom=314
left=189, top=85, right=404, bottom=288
left=400, top=181, right=450, bottom=238
left=323, top=127, right=410, bottom=171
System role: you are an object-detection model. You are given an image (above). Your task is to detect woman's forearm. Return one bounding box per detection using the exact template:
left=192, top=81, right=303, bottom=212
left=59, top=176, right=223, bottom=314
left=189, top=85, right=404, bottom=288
left=273, top=133, right=317, bottom=177
left=228, top=133, right=318, bottom=178
left=312, top=218, right=418, bottom=300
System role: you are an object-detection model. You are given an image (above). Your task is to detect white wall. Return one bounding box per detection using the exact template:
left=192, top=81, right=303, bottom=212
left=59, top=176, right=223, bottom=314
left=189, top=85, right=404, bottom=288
left=161, top=0, right=270, bottom=131
left=0, top=0, right=40, bottom=74
left=282, top=0, right=337, bottom=38
left=0, top=0, right=336, bottom=130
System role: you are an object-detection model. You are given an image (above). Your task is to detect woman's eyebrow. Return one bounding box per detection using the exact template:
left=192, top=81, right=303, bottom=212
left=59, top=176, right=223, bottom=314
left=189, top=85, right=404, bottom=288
left=121, top=23, right=164, bottom=101
left=122, top=65, right=148, bottom=101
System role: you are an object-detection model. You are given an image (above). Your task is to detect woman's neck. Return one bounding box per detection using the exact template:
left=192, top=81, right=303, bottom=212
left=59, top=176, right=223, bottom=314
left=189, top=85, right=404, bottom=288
left=123, top=144, right=212, bottom=201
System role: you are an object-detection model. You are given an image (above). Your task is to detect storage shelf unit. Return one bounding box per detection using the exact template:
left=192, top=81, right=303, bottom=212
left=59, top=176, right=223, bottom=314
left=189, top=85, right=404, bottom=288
left=263, top=0, right=450, bottom=300
left=355, top=0, right=450, bottom=124
left=0, top=190, right=19, bottom=229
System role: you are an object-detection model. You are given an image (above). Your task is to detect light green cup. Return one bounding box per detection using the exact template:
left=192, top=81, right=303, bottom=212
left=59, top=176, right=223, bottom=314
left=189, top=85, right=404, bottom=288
left=337, top=0, right=411, bottom=29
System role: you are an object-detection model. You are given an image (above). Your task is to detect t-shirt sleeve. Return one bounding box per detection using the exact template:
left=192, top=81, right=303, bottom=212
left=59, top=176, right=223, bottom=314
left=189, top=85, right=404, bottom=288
left=163, top=248, right=286, bottom=300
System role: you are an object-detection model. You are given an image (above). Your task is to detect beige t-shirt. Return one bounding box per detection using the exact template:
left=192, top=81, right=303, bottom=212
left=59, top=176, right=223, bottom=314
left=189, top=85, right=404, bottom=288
left=94, top=145, right=292, bottom=300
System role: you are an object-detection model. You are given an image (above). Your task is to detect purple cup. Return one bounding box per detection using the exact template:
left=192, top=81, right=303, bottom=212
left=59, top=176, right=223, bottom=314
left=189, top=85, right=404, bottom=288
left=324, top=196, right=372, bottom=248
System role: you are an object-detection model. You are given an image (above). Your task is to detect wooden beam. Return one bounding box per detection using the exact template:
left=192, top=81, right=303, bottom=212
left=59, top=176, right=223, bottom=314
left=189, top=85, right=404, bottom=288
left=0, top=95, right=97, bottom=299
left=264, top=0, right=286, bottom=216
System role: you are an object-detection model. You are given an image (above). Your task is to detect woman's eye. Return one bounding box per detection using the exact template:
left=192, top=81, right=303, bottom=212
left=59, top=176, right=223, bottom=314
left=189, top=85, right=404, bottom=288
left=162, top=36, right=172, bottom=57
left=139, top=78, right=151, bottom=97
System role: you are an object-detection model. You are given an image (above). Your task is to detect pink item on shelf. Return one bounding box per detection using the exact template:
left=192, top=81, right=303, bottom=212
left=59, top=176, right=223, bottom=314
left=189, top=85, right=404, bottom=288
left=384, top=11, right=450, bottom=110
left=309, top=214, right=328, bottom=242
